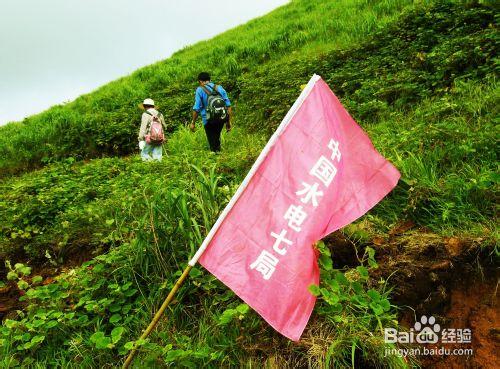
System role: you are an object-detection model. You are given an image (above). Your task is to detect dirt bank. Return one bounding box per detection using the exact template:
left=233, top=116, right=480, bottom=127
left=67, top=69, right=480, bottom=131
left=417, top=278, right=499, bottom=369
left=324, top=226, right=498, bottom=369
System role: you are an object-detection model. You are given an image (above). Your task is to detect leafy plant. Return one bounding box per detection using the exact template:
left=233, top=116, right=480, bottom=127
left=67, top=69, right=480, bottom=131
left=0, top=1, right=497, bottom=368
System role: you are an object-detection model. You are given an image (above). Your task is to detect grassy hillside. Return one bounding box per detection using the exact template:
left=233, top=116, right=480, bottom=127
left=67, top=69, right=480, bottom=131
left=1, top=1, right=496, bottom=263
left=0, top=1, right=498, bottom=368
left=0, top=0, right=413, bottom=176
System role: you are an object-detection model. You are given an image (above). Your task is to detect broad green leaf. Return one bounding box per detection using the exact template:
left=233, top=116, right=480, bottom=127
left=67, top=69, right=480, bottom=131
left=123, top=289, right=137, bottom=297
left=109, top=314, right=122, bottom=324
left=32, top=276, right=43, bottom=284
left=356, top=266, right=369, bottom=279
left=109, top=304, right=121, bottom=313
left=33, top=319, right=45, bottom=328
left=330, top=303, right=343, bottom=313
left=328, top=278, right=340, bottom=292
left=5, top=319, right=18, bottom=329
left=19, top=266, right=32, bottom=276
left=380, top=298, right=391, bottom=312
left=322, top=290, right=340, bottom=305
left=90, top=331, right=105, bottom=343
left=351, top=281, right=363, bottom=294
left=31, top=335, right=45, bottom=344
left=235, top=304, right=249, bottom=314
left=189, top=268, right=202, bottom=278
left=218, top=309, right=236, bottom=325
left=370, top=302, right=384, bottom=316
left=308, top=284, right=321, bottom=296
left=335, top=272, right=349, bottom=286
left=17, top=280, right=29, bottom=290
left=353, top=295, right=368, bottom=307
left=111, top=327, right=125, bottom=344
left=95, top=336, right=113, bottom=349
left=319, top=253, right=333, bottom=271
left=165, top=349, right=188, bottom=362
left=367, top=289, right=381, bottom=301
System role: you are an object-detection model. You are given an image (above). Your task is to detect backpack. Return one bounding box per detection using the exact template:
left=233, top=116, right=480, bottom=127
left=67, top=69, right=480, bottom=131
left=201, top=84, right=229, bottom=124
left=145, top=111, right=165, bottom=145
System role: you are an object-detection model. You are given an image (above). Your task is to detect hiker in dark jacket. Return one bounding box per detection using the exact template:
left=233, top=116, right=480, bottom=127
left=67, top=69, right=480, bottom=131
left=190, top=72, right=232, bottom=152
left=138, top=98, right=167, bottom=161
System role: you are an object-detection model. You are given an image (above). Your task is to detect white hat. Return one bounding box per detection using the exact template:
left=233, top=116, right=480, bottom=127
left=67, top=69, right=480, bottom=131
left=142, top=98, right=155, bottom=107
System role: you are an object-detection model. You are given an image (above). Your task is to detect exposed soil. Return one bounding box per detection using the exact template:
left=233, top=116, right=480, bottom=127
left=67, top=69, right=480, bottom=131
left=324, top=223, right=499, bottom=369
left=416, top=279, right=499, bottom=369
left=0, top=245, right=96, bottom=320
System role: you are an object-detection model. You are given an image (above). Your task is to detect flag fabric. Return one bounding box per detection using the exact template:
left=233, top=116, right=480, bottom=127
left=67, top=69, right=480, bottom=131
left=198, top=75, right=400, bottom=341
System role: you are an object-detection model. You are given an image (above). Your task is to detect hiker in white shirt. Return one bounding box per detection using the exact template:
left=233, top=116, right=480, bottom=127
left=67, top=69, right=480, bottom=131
left=138, top=98, right=167, bottom=161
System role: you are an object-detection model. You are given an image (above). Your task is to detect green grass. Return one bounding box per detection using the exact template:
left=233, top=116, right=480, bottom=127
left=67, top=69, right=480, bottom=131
left=366, top=79, right=498, bottom=236
left=1, top=1, right=496, bottom=263
left=0, top=0, right=413, bottom=176
left=0, top=1, right=498, bottom=368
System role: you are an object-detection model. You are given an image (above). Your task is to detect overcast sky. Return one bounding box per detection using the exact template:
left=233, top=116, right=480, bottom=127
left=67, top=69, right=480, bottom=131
left=0, top=0, right=288, bottom=125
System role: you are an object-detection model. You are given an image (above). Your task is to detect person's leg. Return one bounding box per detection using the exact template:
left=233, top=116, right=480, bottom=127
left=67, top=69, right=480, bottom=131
left=204, top=123, right=218, bottom=152
left=212, top=121, right=225, bottom=152
left=141, top=144, right=153, bottom=161
left=152, top=145, right=163, bottom=161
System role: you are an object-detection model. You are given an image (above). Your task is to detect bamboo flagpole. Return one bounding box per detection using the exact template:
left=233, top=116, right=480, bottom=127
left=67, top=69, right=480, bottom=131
left=122, top=265, right=192, bottom=368
left=122, top=75, right=321, bottom=368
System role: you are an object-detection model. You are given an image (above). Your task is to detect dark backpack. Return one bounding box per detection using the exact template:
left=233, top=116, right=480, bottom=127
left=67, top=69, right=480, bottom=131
left=201, top=84, right=229, bottom=124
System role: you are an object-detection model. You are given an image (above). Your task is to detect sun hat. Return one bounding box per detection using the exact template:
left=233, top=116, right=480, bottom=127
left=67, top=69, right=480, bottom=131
left=141, top=98, right=155, bottom=108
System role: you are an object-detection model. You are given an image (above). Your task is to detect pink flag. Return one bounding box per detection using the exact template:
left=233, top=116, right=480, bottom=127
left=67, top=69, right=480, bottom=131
left=192, top=75, right=400, bottom=341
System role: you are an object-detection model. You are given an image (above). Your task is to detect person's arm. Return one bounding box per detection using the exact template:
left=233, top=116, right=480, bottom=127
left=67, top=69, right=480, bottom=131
left=138, top=113, right=149, bottom=141
left=191, top=88, right=202, bottom=131
left=160, top=113, right=167, bottom=130
left=190, top=111, right=199, bottom=131
left=226, top=107, right=233, bottom=131
left=218, top=85, right=232, bottom=131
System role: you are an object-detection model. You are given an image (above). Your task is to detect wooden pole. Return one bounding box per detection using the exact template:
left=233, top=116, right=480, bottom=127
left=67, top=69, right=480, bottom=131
left=122, top=264, right=193, bottom=369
